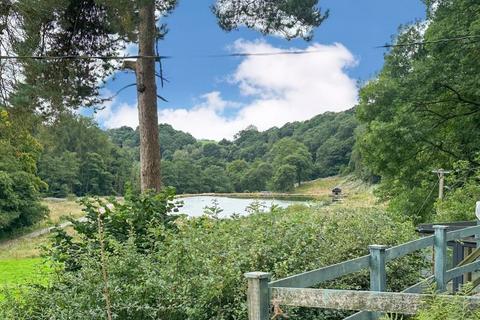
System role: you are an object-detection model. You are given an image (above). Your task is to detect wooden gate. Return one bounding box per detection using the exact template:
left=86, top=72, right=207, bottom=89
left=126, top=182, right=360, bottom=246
left=245, top=224, right=480, bottom=319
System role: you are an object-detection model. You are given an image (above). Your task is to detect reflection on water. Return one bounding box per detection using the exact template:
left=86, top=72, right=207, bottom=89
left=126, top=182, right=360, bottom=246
left=177, top=196, right=304, bottom=218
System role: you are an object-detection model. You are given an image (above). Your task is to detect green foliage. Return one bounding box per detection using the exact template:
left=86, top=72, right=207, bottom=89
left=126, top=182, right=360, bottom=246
left=269, top=137, right=313, bottom=185
left=271, top=164, right=297, bottom=192
left=213, top=0, right=328, bottom=41
left=105, top=110, right=357, bottom=195
left=78, top=152, right=114, bottom=195
left=37, top=152, right=80, bottom=197
left=227, top=159, right=249, bottom=192
left=435, top=159, right=480, bottom=222
left=10, top=0, right=125, bottom=113
left=412, top=286, right=480, bottom=320
left=37, top=113, right=134, bottom=196
left=1, top=202, right=424, bottom=320
left=0, top=109, right=48, bottom=233
left=0, top=258, right=51, bottom=287
left=354, top=0, right=480, bottom=222
left=48, top=186, right=180, bottom=271
left=242, top=161, right=273, bottom=192
left=159, top=124, right=197, bottom=159
left=201, top=165, right=234, bottom=193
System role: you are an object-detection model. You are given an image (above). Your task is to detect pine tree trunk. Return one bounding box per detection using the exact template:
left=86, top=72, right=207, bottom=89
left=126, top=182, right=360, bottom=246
left=136, top=0, right=161, bottom=192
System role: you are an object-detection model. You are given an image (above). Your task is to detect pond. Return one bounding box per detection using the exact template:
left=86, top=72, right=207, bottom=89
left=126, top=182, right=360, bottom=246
left=177, top=195, right=306, bottom=218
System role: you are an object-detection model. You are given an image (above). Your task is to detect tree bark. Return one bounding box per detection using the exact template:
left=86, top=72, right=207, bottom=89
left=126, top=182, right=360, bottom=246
left=136, top=0, right=161, bottom=192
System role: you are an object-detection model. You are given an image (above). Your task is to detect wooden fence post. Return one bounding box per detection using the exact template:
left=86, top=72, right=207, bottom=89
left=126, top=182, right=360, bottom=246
left=475, top=201, right=480, bottom=249
left=245, top=272, right=271, bottom=320
left=433, top=225, right=448, bottom=292
left=369, top=244, right=387, bottom=320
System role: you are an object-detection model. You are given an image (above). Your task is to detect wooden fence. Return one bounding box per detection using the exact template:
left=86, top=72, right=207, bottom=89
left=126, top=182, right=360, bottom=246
left=245, top=224, right=480, bottom=319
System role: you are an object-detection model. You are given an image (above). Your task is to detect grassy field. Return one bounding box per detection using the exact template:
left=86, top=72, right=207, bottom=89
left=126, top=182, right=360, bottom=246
left=0, top=176, right=376, bottom=287
left=0, top=258, right=51, bottom=287
left=0, top=199, right=81, bottom=287
left=294, top=175, right=379, bottom=207
left=42, top=198, right=85, bottom=225
left=0, top=198, right=84, bottom=260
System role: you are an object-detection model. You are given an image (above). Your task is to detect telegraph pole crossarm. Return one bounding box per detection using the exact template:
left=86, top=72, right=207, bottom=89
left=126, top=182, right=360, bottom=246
left=432, top=169, right=452, bottom=199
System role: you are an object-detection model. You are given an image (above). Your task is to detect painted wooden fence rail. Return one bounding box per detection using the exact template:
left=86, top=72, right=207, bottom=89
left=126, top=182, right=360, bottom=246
left=245, top=224, right=480, bottom=320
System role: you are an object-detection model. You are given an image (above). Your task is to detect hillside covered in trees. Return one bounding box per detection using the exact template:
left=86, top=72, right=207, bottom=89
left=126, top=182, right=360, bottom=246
left=3, top=1, right=480, bottom=319
left=37, top=108, right=357, bottom=197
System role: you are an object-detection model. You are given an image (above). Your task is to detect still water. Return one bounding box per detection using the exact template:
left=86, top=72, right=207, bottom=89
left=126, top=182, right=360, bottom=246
left=177, top=196, right=304, bottom=218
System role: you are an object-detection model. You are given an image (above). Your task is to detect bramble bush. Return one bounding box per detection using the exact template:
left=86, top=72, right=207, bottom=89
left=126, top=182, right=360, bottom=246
left=1, top=192, right=426, bottom=320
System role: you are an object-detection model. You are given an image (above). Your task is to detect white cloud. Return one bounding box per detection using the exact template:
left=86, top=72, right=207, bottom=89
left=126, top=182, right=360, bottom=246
left=95, top=98, right=138, bottom=129
left=159, top=92, right=246, bottom=140
left=98, top=39, right=358, bottom=140
left=161, top=40, right=358, bottom=140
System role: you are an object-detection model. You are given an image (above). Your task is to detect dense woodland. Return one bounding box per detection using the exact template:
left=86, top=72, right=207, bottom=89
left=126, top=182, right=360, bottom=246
left=35, top=109, right=356, bottom=198
left=1, top=0, right=480, bottom=232
left=1, top=0, right=480, bottom=319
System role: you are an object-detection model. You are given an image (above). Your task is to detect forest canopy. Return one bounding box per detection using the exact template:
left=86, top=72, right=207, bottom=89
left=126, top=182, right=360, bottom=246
left=35, top=108, right=357, bottom=197
left=354, top=0, right=480, bottom=223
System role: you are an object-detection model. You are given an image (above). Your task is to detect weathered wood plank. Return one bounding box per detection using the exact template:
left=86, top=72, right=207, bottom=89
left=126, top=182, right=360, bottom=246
left=245, top=272, right=271, bottom=320
left=270, top=288, right=480, bottom=314
left=446, top=225, right=480, bottom=241
left=343, top=276, right=435, bottom=320
left=446, top=260, right=480, bottom=282
left=269, top=255, right=370, bottom=288
left=385, top=236, right=434, bottom=261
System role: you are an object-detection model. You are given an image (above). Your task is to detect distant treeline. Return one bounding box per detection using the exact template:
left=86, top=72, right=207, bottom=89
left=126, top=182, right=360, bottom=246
left=36, top=109, right=357, bottom=197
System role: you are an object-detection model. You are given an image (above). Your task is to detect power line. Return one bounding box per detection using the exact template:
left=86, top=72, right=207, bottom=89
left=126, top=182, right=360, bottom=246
left=377, top=34, right=480, bottom=48
left=0, top=55, right=171, bottom=60
left=413, top=180, right=439, bottom=219
left=206, top=49, right=328, bottom=58
left=0, top=49, right=331, bottom=61
left=1, top=35, right=478, bottom=60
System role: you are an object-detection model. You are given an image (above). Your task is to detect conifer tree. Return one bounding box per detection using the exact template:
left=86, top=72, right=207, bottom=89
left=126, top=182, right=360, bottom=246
left=1, top=0, right=328, bottom=192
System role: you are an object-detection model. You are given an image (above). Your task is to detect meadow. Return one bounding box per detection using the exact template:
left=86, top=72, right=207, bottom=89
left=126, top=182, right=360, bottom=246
left=0, top=199, right=84, bottom=288
left=0, top=176, right=370, bottom=288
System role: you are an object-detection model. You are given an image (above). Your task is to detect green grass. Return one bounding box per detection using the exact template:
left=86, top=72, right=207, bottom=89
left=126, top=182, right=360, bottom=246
left=0, top=176, right=375, bottom=292
left=0, top=258, right=51, bottom=287
left=294, top=176, right=344, bottom=195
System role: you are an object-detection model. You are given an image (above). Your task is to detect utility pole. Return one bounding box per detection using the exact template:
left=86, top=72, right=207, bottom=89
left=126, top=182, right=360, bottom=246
left=432, top=169, right=451, bottom=199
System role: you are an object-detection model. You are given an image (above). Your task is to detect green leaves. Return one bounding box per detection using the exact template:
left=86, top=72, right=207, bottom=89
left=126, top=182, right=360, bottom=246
left=0, top=110, right=48, bottom=233
left=212, top=0, right=328, bottom=41
left=355, top=0, right=480, bottom=222
left=3, top=202, right=424, bottom=319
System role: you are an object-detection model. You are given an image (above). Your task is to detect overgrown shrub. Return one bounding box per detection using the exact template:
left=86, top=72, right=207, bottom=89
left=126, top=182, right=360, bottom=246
left=48, top=186, right=180, bottom=271
left=435, top=159, right=480, bottom=222
left=0, top=109, right=48, bottom=234
left=1, top=197, right=426, bottom=319
left=413, top=285, right=480, bottom=320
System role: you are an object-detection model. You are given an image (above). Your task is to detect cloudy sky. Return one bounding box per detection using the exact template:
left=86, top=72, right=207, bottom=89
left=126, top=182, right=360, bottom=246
left=94, top=0, right=426, bottom=140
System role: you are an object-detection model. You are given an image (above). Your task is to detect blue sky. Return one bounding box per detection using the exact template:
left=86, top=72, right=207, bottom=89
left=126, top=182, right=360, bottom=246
left=95, top=0, right=426, bottom=140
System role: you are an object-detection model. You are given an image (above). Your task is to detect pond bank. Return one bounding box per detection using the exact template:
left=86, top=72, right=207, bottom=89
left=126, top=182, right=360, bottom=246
left=176, top=192, right=323, bottom=202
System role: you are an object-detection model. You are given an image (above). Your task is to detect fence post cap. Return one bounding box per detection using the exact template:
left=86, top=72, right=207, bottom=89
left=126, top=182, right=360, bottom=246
left=433, top=225, right=449, bottom=230
left=368, top=244, right=388, bottom=251
left=245, top=272, right=271, bottom=279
